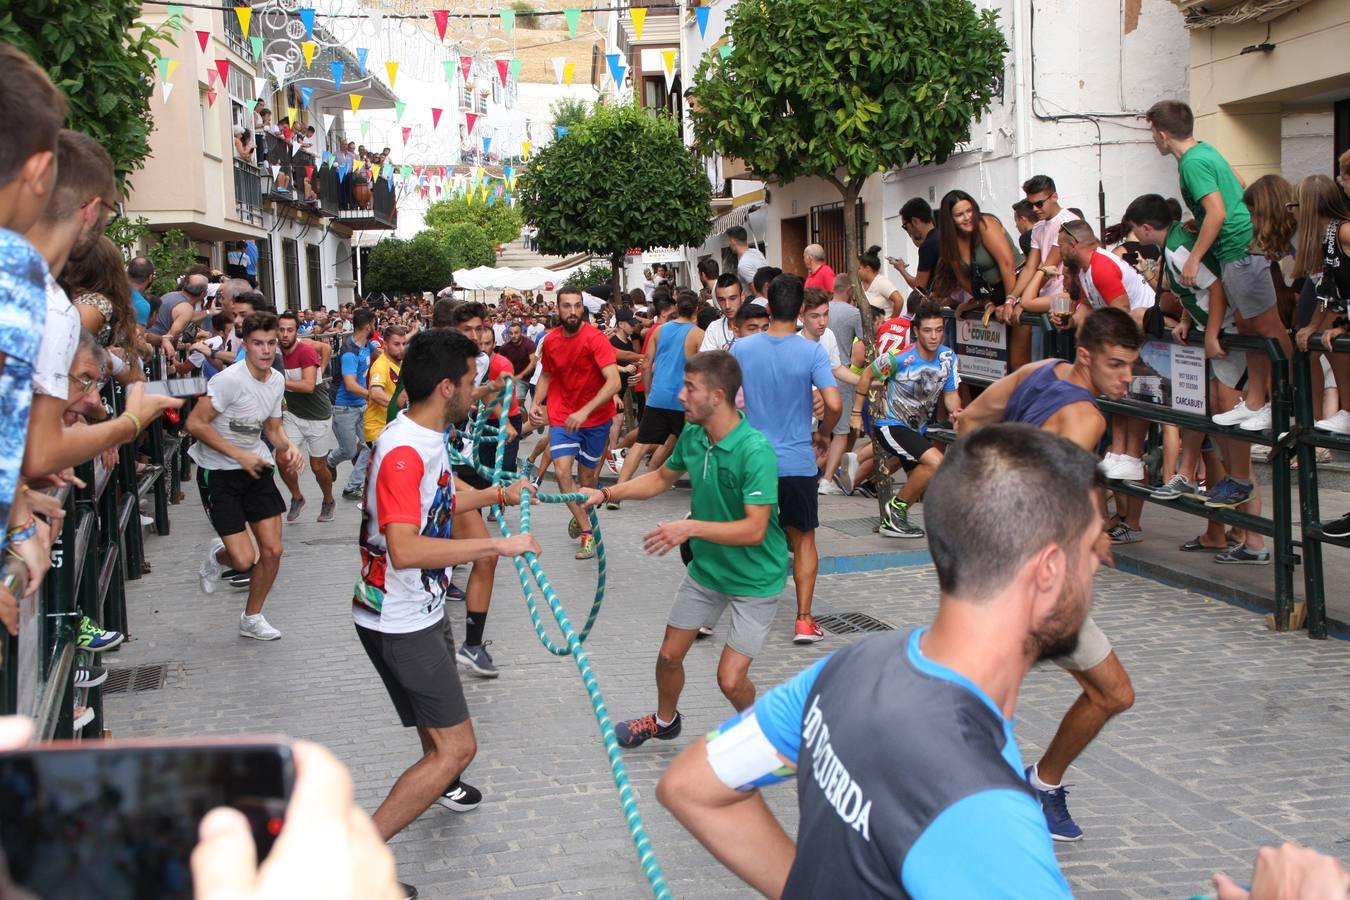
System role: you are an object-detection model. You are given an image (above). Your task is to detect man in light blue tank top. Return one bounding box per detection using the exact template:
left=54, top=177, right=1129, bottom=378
left=956, top=307, right=1142, bottom=843
left=613, top=289, right=704, bottom=494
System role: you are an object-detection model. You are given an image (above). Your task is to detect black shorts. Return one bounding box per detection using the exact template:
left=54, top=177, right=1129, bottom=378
left=453, top=462, right=492, bottom=490
left=777, top=475, right=819, bottom=533
left=356, top=613, right=470, bottom=729
left=635, top=405, right=686, bottom=446
left=872, top=425, right=933, bottom=473
left=197, top=467, right=286, bottom=537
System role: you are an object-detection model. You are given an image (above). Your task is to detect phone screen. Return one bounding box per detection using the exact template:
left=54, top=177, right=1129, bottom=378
left=0, top=740, right=293, bottom=900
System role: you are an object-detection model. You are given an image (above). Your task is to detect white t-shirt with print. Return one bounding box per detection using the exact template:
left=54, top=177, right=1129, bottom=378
left=1030, top=207, right=1080, bottom=297
left=188, top=362, right=283, bottom=470
left=33, top=275, right=80, bottom=400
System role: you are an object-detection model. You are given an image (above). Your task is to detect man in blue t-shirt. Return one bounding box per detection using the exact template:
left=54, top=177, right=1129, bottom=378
left=327, top=307, right=375, bottom=498
left=127, top=256, right=155, bottom=326
left=658, top=425, right=1097, bottom=899
left=731, top=274, right=839, bottom=645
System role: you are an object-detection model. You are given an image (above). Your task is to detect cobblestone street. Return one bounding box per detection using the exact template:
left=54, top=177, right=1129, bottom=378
left=107, top=474, right=1350, bottom=899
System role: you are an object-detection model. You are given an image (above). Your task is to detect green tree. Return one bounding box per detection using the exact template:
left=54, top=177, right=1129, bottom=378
left=365, top=233, right=462, bottom=294
left=0, top=0, right=169, bottom=190
left=562, top=262, right=614, bottom=290
left=689, top=0, right=1007, bottom=340
left=144, top=228, right=199, bottom=297
left=548, top=96, right=591, bottom=134
left=424, top=195, right=522, bottom=245
left=518, top=102, right=711, bottom=294
left=434, top=222, right=497, bottom=270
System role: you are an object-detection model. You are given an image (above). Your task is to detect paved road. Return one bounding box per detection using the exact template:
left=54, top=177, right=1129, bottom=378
left=107, top=473, right=1350, bottom=899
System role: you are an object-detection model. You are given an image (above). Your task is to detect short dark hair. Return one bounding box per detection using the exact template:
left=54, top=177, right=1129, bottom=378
left=277, top=310, right=299, bottom=324
left=899, top=198, right=934, bottom=225
left=431, top=298, right=456, bottom=328
left=1166, top=197, right=1183, bottom=222
left=1078, top=306, right=1143, bottom=353
left=652, top=291, right=674, bottom=316
left=912, top=300, right=946, bottom=329
left=696, top=304, right=721, bottom=329
left=451, top=301, right=486, bottom=325
left=676, top=288, right=699, bottom=319
left=697, top=257, right=720, bottom=280
left=751, top=266, right=781, bottom=296
left=1012, top=199, right=1037, bottom=222
left=352, top=308, right=376, bottom=330
left=925, top=424, right=1100, bottom=598
left=232, top=290, right=265, bottom=310
left=714, top=273, right=740, bottom=291
left=725, top=225, right=749, bottom=244
left=734, top=301, right=769, bottom=327
left=1122, top=193, right=1172, bottom=231
left=1022, top=174, right=1056, bottom=196
left=127, top=256, right=155, bottom=282
left=802, top=286, right=830, bottom=311
left=685, top=349, right=741, bottom=402
left=766, top=273, right=805, bottom=322
left=1145, top=100, right=1193, bottom=139
left=401, top=329, right=478, bottom=403
left=240, top=311, right=279, bottom=338
left=556, top=286, right=583, bottom=303
left=0, top=43, right=67, bottom=189
left=44, top=130, right=116, bottom=222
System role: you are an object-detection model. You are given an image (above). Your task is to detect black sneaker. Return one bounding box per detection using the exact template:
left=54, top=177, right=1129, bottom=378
left=398, top=881, right=418, bottom=900
left=342, top=487, right=362, bottom=501
left=223, top=567, right=252, bottom=590
left=1322, top=512, right=1350, bottom=539
left=436, top=779, right=482, bottom=812
left=880, top=500, right=924, bottom=538
left=615, top=712, right=682, bottom=748
left=74, top=665, right=108, bottom=688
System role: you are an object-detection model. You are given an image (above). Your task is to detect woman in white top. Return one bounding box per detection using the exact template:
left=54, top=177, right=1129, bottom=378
left=858, top=246, right=904, bottom=317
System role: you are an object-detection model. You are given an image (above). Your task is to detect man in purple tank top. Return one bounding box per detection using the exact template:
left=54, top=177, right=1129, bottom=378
left=955, top=307, right=1142, bottom=843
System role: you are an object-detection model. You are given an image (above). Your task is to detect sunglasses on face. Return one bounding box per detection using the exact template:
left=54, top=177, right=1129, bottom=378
left=1029, top=197, right=1052, bottom=209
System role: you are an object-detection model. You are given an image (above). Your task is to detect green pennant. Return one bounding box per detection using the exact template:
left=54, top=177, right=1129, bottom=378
left=395, top=100, right=407, bottom=122
left=156, top=55, right=171, bottom=81
left=250, top=36, right=264, bottom=60
left=564, top=8, right=580, bottom=38
left=360, top=119, right=371, bottom=138
left=166, top=4, right=185, bottom=30
left=499, top=9, right=515, bottom=35
left=719, top=44, right=733, bottom=60
left=509, top=58, right=523, bottom=82
left=442, top=60, right=457, bottom=84
left=245, top=99, right=258, bottom=116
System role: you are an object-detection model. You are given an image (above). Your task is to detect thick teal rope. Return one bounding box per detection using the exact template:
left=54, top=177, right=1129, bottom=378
left=447, top=378, right=672, bottom=900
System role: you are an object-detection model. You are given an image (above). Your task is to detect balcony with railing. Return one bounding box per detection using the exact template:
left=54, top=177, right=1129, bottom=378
left=233, top=156, right=264, bottom=226
left=332, top=172, right=397, bottom=230
left=222, top=3, right=251, bottom=59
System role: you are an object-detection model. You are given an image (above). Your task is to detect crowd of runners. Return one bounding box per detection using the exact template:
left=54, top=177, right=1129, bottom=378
left=5, top=36, right=1350, bottom=899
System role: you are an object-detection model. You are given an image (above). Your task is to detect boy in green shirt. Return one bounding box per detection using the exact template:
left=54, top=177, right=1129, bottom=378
left=581, top=351, right=788, bottom=748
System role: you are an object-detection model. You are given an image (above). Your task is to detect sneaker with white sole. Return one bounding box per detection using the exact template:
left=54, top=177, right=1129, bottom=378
left=239, top=613, right=281, bottom=641
left=1101, top=454, right=1145, bottom=481
left=456, top=641, right=499, bottom=678
left=286, top=496, right=306, bottom=523
left=1215, top=545, right=1271, bottom=565
left=1315, top=409, right=1350, bottom=435
left=436, top=779, right=483, bottom=812
left=1150, top=474, right=1198, bottom=501
left=1108, top=522, right=1144, bottom=544
left=199, top=541, right=227, bottom=594
left=1238, top=404, right=1272, bottom=432
left=817, top=478, right=843, bottom=496
left=73, top=706, right=95, bottom=730
left=74, top=665, right=108, bottom=688
left=1213, top=400, right=1257, bottom=427
left=837, top=451, right=859, bottom=495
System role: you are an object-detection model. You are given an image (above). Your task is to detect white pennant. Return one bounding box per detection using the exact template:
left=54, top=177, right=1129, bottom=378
left=662, top=49, right=677, bottom=92
left=323, top=113, right=336, bottom=133
left=551, top=57, right=565, bottom=85
left=270, top=163, right=280, bottom=179
left=160, top=81, right=174, bottom=103
left=253, top=75, right=268, bottom=98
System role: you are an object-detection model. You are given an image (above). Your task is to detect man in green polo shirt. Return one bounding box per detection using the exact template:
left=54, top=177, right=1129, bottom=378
left=581, top=350, right=787, bottom=748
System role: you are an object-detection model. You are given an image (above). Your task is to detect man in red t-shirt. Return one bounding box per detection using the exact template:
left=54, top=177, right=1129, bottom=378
left=803, top=243, right=836, bottom=293
left=529, top=288, right=621, bottom=559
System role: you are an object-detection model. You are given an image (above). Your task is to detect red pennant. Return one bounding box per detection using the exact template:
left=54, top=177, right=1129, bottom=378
left=431, top=107, right=443, bottom=129
left=215, top=58, right=231, bottom=83
left=305, top=165, right=314, bottom=181
left=459, top=55, right=472, bottom=80
left=196, top=30, right=210, bottom=52
left=401, top=126, right=412, bottom=145
left=433, top=9, right=449, bottom=41
left=465, top=112, right=478, bottom=134
left=495, top=59, right=509, bottom=86
left=206, top=88, right=217, bottom=107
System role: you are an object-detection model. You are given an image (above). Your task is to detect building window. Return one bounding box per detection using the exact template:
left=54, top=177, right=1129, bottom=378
left=305, top=243, right=323, bottom=310
left=282, top=238, right=301, bottom=311
left=256, top=238, right=275, bottom=306
left=642, top=76, right=667, bottom=112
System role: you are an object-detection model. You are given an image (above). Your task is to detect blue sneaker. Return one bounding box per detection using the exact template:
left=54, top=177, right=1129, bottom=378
left=1204, top=477, right=1253, bottom=509
left=78, top=616, right=124, bottom=652
left=1025, top=766, right=1083, bottom=842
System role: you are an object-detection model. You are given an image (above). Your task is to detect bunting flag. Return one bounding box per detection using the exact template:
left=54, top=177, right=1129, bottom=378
left=287, top=105, right=298, bottom=124
left=441, top=60, right=457, bottom=85
left=720, top=44, right=733, bottom=60
left=430, top=107, right=443, bottom=128
left=270, top=163, right=281, bottom=180
left=356, top=47, right=369, bottom=75
left=495, top=59, right=509, bottom=87
left=196, top=30, right=210, bottom=52
left=562, top=60, right=575, bottom=85
left=253, top=75, right=268, bottom=98
left=249, top=36, right=263, bottom=60
left=482, top=135, right=492, bottom=155
left=245, top=99, right=259, bottom=117
left=466, top=187, right=474, bottom=206
left=160, top=81, right=174, bottom=103
left=499, top=9, right=515, bottom=35
left=522, top=140, right=531, bottom=159
left=402, top=126, right=412, bottom=145
left=509, top=58, right=523, bottom=83
left=695, top=5, right=710, bottom=38
left=298, top=7, right=315, bottom=39
left=330, top=61, right=344, bottom=88
left=459, top=55, right=473, bottom=81
left=165, top=4, right=185, bottom=31
left=550, top=57, right=565, bottom=85
left=301, top=40, right=317, bottom=68
left=156, top=56, right=175, bottom=82
left=206, top=88, right=218, bottom=107
left=630, top=7, right=647, bottom=40
left=606, top=53, right=625, bottom=87
left=504, top=165, right=514, bottom=181
left=370, top=164, right=381, bottom=182
left=323, top=112, right=336, bottom=132
left=206, top=68, right=219, bottom=88
left=433, top=9, right=449, bottom=40
left=395, top=100, right=407, bottom=121
left=564, top=8, right=580, bottom=37
left=662, top=49, right=677, bottom=90
left=465, top=112, right=478, bottom=134
left=555, top=125, right=568, bottom=139
left=305, top=165, right=314, bottom=182
left=385, top=61, right=399, bottom=88
left=299, top=86, right=313, bottom=108
left=360, top=119, right=371, bottom=138
left=349, top=93, right=363, bottom=112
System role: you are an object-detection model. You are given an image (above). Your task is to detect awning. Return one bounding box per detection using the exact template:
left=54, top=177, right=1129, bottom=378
left=452, top=264, right=587, bottom=292
left=710, top=197, right=764, bottom=236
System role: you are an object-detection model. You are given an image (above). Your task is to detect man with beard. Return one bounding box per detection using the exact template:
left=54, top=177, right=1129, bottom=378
left=955, top=306, right=1142, bottom=842
left=530, top=287, right=621, bottom=560
left=657, top=424, right=1094, bottom=898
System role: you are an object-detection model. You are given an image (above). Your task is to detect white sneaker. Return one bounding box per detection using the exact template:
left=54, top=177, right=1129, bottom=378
left=1213, top=400, right=1256, bottom=427
left=1238, top=404, right=1272, bottom=432
left=1102, top=454, right=1145, bottom=481
left=239, top=613, right=281, bottom=641
left=840, top=451, right=860, bottom=494
left=1314, top=409, right=1350, bottom=435
left=199, top=540, right=226, bottom=594
left=818, top=478, right=843, bottom=495
left=1097, top=452, right=1120, bottom=477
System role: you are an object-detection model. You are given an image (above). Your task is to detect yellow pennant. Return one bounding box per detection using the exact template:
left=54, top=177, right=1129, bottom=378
left=466, top=187, right=474, bottom=205
left=662, top=49, right=676, bottom=78
left=165, top=59, right=179, bottom=81
left=562, top=61, right=575, bottom=86
left=480, top=185, right=488, bottom=202
left=301, top=40, right=316, bottom=68
left=350, top=93, right=363, bottom=112
left=287, top=106, right=298, bottom=124
left=235, top=6, right=252, bottom=35
left=522, top=140, right=531, bottom=160
left=370, top=163, right=381, bottom=181
left=630, top=7, right=646, bottom=40
left=385, top=61, right=399, bottom=88
left=353, top=159, right=366, bottom=171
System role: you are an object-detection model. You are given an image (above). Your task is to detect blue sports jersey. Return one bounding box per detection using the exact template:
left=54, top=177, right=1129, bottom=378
left=705, top=628, right=1072, bottom=899
left=870, top=345, right=960, bottom=429
left=334, top=335, right=372, bottom=407
left=730, top=332, right=836, bottom=477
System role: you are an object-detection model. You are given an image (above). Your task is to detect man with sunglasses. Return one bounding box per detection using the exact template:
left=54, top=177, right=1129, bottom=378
left=1012, top=174, right=1080, bottom=315
left=148, top=268, right=212, bottom=351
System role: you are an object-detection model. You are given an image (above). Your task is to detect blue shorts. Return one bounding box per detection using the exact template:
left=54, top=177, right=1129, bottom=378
left=548, top=423, right=609, bottom=469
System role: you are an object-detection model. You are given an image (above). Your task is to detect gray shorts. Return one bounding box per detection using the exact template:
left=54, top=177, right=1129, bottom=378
left=1210, top=350, right=1247, bottom=390
left=1051, top=614, right=1113, bottom=673
left=1221, top=254, right=1277, bottom=320
left=833, top=385, right=855, bottom=436
left=668, top=573, right=779, bottom=658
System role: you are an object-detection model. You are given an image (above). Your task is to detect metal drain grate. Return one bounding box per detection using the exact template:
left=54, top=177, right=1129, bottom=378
left=814, top=612, right=895, bottom=635
left=102, top=664, right=169, bottom=695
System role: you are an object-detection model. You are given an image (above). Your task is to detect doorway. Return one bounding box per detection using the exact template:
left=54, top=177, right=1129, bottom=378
left=780, top=215, right=808, bottom=277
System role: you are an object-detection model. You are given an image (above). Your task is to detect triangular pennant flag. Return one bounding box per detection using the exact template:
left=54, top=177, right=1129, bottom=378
left=466, top=188, right=473, bottom=206
left=695, top=5, right=710, bottom=38
left=465, top=112, right=478, bottom=134
left=206, top=88, right=218, bottom=107
left=207, top=68, right=219, bottom=88
left=395, top=100, right=407, bottom=121
left=305, top=165, right=314, bottom=182
left=564, top=8, right=580, bottom=37
left=270, top=163, right=281, bottom=180
left=299, top=86, right=313, bottom=108
left=433, top=9, right=449, bottom=41
left=166, top=4, right=185, bottom=30
left=160, top=81, right=174, bottom=103
left=336, top=164, right=349, bottom=181
left=249, top=36, right=263, bottom=60
left=630, top=7, right=646, bottom=40
left=459, top=55, right=473, bottom=81
left=330, top=61, right=344, bottom=89
left=555, top=125, right=568, bottom=139
left=246, top=99, right=259, bottom=116
left=156, top=55, right=171, bottom=81
left=504, top=165, right=514, bottom=180
left=402, top=126, right=412, bottom=145
left=370, top=164, right=381, bottom=181
left=298, top=7, right=315, bottom=39
left=499, top=9, right=515, bottom=35
left=254, top=75, right=268, bottom=97
left=349, top=94, right=363, bottom=112
left=301, top=40, right=316, bottom=68
left=385, top=61, right=399, bottom=88
left=323, top=112, right=335, bottom=132
left=662, top=49, right=676, bottom=89
left=488, top=193, right=496, bottom=207
left=509, top=59, right=523, bottom=83
left=196, top=30, right=210, bottom=52
left=441, top=60, right=457, bottom=85
left=551, top=57, right=565, bottom=84
left=480, top=185, right=489, bottom=201
left=356, top=47, right=369, bottom=75
left=522, top=140, right=531, bottom=159
left=562, top=61, right=575, bottom=85
left=719, top=44, right=733, bottom=60
left=606, top=53, right=625, bottom=87
left=495, top=59, right=509, bottom=86
left=287, top=105, right=298, bottom=124
left=360, top=119, right=371, bottom=138
left=431, top=107, right=443, bottom=128
left=234, top=6, right=252, bottom=36
left=482, top=135, right=492, bottom=155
